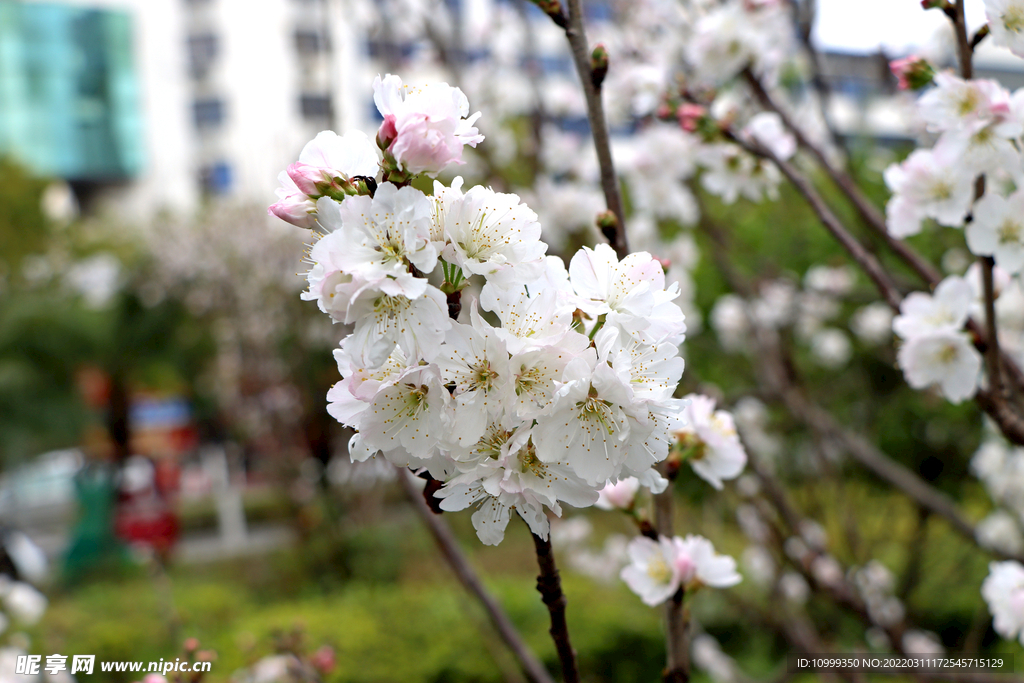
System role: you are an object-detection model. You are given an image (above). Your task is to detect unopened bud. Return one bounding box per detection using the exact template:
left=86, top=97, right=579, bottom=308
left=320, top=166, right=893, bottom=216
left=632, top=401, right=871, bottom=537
left=590, top=44, right=609, bottom=91
left=376, top=116, right=397, bottom=150
left=677, top=103, right=707, bottom=133
left=596, top=210, right=619, bottom=245
left=890, top=55, right=935, bottom=91
left=528, top=0, right=567, bottom=28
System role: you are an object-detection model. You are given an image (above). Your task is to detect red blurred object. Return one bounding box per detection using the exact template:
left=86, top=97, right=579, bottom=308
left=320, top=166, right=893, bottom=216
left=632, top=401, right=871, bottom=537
left=113, top=456, right=179, bottom=554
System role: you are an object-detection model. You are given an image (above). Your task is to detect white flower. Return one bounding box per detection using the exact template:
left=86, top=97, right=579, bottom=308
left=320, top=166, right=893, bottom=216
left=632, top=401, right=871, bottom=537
left=569, top=244, right=685, bottom=344
left=710, top=294, right=751, bottom=352
left=437, top=425, right=598, bottom=545
left=917, top=73, right=1013, bottom=133
left=357, top=363, right=451, bottom=461
left=621, top=534, right=742, bottom=607
left=479, top=263, right=579, bottom=355
left=966, top=189, right=1024, bottom=273
left=343, top=282, right=451, bottom=367
left=699, top=143, right=781, bottom=204
left=981, top=561, right=1024, bottom=645
left=892, top=276, right=973, bottom=339
left=742, top=112, right=796, bottom=160
left=884, top=146, right=975, bottom=237
left=269, top=130, right=380, bottom=228
left=435, top=314, right=512, bottom=447
left=939, top=121, right=1023, bottom=178
left=433, top=179, right=547, bottom=287
left=675, top=395, right=747, bottom=490
left=621, top=536, right=683, bottom=606
left=896, top=331, right=981, bottom=403
left=675, top=535, right=743, bottom=589
left=976, top=511, right=1024, bottom=555
left=374, top=74, right=484, bottom=177
left=851, top=303, right=894, bottom=345
left=809, top=328, right=852, bottom=369
left=315, top=184, right=438, bottom=282
left=985, top=0, right=1024, bottom=58
left=2, top=580, right=46, bottom=625
left=532, top=352, right=641, bottom=486
left=303, top=236, right=427, bottom=323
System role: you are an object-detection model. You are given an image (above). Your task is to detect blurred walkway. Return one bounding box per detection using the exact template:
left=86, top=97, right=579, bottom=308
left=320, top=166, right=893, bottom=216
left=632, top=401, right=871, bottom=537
left=26, top=523, right=297, bottom=568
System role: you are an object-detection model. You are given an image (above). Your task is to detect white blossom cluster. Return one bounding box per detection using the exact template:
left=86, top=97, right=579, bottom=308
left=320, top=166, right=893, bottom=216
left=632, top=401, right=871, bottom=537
left=981, top=560, right=1024, bottom=646
left=892, top=275, right=982, bottom=404
left=270, top=75, right=703, bottom=547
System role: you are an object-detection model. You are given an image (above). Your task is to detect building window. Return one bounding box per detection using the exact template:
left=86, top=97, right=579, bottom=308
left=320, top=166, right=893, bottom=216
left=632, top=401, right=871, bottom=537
left=193, top=98, right=225, bottom=128
left=300, top=94, right=332, bottom=120
left=187, top=33, right=218, bottom=78
left=294, top=30, right=328, bottom=55
left=199, top=161, right=232, bottom=194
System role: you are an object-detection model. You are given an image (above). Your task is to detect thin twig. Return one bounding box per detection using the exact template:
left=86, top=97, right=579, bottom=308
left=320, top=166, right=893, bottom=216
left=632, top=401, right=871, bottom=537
left=698, top=218, right=1024, bottom=564
left=729, top=132, right=904, bottom=310
left=396, top=469, right=556, bottom=683
left=654, top=462, right=689, bottom=683
left=741, top=67, right=1024, bottom=402
left=531, top=532, right=581, bottom=683
left=561, top=0, right=629, bottom=257
left=741, top=68, right=942, bottom=287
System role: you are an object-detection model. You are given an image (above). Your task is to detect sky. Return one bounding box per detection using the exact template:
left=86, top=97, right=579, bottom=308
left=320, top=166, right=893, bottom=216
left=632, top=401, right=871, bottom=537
left=813, top=0, right=989, bottom=54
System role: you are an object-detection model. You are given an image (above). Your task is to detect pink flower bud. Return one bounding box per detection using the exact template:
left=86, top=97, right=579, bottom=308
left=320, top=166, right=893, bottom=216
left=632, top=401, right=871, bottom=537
left=286, top=162, right=326, bottom=196
left=268, top=192, right=316, bottom=229
left=677, top=103, right=707, bottom=133
left=890, top=55, right=935, bottom=91
left=183, top=637, right=200, bottom=653
left=377, top=115, right=398, bottom=149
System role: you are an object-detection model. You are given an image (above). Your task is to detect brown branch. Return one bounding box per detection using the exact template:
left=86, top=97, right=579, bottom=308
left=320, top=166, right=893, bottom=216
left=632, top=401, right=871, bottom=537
left=741, top=67, right=1024, bottom=421
left=698, top=217, right=1024, bottom=563
left=750, top=318, right=1024, bottom=564
left=531, top=532, right=581, bottom=683
left=952, top=0, right=973, bottom=80
left=562, top=0, right=628, bottom=258
left=741, top=68, right=942, bottom=288
left=396, top=470, right=556, bottom=683
left=653, top=462, right=689, bottom=683
left=729, top=131, right=904, bottom=311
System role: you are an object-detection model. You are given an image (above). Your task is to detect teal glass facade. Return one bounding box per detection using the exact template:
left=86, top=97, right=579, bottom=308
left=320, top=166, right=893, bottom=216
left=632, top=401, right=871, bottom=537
left=0, top=2, right=142, bottom=180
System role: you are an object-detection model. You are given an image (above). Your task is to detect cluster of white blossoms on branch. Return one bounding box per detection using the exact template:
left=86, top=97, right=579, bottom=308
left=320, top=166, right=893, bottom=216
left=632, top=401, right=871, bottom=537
left=268, top=74, right=747, bottom=582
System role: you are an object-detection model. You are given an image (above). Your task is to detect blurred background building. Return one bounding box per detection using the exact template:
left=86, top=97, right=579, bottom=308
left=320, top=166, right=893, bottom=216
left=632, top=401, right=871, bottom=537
left=0, top=0, right=374, bottom=221
left=2, top=0, right=1024, bottom=223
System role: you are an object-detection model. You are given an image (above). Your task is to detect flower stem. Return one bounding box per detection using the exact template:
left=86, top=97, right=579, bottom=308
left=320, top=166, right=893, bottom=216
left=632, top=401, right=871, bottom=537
left=397, top=470, right=556, bottom=683
left=530, top=533, right=580, bottom=683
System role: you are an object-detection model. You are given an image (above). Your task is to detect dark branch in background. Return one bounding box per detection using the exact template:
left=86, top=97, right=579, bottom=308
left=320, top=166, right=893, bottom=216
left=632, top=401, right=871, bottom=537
left=528, top=0, right=629, bottom=257
left=724, top=122, right=1024, bottom=445
left=727, top=131, right=904, bottom=310
left=741, top=68, right=943, bottom=287
left=396, top=470, right=556, bottom=683
left=698, top=217, right=1024, bottom=565
left=531, top=532, right=581, bottom=683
